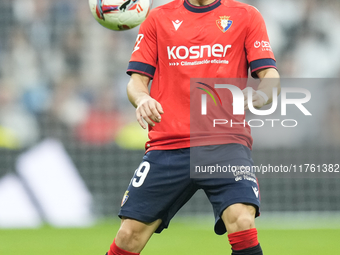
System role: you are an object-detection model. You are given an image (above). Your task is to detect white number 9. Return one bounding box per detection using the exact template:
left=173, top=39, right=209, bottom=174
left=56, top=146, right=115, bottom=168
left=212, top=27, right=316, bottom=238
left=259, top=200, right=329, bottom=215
left=132, top=162, right=150, bottom=188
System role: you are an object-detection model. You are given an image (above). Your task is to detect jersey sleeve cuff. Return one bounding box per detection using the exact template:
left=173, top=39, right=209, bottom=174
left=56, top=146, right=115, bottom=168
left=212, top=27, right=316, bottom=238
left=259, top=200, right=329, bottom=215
left=250, top=58, right=277, bottom=78
left=127, top=61, right=156, bottom=79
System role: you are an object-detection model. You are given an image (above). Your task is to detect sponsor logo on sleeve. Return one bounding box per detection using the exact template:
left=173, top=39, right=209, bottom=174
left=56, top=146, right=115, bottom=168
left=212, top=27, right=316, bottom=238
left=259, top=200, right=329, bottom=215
left=254, top=40, right=272, bottom=51
left=132, top=34, right=144, bottom=53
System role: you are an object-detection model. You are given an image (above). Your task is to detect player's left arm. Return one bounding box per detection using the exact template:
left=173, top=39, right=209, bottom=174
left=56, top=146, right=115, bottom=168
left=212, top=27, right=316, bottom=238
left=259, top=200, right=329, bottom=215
left=257, top=67, right=281, bottom=103
left=244, top=67, right=280, bottom=110
left=244, top=6, right=281, bottom=110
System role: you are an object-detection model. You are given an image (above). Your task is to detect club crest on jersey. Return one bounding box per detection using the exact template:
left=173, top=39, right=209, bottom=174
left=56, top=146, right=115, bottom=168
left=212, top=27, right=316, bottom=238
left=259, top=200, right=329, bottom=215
left=121, top=191, right=129, bottom=207
left=216, top=16, right=233, bottom=33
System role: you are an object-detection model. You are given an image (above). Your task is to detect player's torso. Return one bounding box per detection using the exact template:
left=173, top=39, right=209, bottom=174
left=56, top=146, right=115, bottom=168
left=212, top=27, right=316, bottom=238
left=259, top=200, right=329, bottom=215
left=154, top=0, right=251, bottom=79
left=145, top=0, right=256, bottom=150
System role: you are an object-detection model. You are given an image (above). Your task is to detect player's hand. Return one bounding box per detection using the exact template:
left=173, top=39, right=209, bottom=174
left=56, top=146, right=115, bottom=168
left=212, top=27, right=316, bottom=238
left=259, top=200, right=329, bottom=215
left=243, top=87, right=267, bottom=110
left=136, top=95, right=164, bottom=129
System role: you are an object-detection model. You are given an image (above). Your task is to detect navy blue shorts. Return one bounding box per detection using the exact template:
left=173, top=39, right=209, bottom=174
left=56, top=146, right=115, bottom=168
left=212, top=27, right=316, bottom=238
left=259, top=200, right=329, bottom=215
left=118, top=143, right=260, bottom=235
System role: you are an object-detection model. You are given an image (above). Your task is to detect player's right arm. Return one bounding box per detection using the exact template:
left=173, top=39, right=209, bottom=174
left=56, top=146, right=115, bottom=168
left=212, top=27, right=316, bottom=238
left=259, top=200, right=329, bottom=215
left=127, top=73, right=164, bottom=129
left=126, top=9, right=161, bottom=129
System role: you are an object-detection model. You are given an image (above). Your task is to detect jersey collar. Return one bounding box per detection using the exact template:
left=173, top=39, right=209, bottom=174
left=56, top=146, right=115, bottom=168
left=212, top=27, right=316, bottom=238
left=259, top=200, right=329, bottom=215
left=184, top=0, right=221, bottom=13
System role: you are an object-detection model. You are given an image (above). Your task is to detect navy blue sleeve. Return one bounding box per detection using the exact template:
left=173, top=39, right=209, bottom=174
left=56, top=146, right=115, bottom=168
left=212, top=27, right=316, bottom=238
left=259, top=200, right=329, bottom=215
left=127, top=61, right=156, bottom=79
left=250, top=58, right=277, bottom=78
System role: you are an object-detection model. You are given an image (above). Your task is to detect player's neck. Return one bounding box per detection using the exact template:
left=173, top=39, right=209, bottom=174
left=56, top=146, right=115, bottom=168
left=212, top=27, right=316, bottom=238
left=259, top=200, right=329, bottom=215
left=187, top=0, right=218, bottom=7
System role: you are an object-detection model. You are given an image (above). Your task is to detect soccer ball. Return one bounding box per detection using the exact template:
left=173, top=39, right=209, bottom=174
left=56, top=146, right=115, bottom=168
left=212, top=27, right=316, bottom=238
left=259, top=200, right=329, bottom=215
left=89, top=0, right=153, bottom=31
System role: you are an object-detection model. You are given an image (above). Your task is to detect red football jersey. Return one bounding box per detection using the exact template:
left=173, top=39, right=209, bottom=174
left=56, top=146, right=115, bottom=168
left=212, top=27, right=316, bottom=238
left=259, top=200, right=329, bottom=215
left=127, top=0, right=276, bottom=151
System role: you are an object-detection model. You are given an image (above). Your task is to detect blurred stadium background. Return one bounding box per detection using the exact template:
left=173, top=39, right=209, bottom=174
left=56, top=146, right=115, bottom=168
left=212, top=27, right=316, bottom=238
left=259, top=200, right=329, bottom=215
left=0, top=0, right=340, bottom=254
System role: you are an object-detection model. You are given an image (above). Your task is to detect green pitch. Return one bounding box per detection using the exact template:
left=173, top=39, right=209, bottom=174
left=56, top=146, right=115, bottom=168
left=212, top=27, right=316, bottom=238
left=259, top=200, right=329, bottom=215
left=0, top=219, right=339, bottom=255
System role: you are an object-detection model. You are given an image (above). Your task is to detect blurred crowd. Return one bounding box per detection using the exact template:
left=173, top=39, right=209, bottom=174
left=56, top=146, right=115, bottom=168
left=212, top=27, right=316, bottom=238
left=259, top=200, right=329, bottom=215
left=0, top=0, right=339, bottom=149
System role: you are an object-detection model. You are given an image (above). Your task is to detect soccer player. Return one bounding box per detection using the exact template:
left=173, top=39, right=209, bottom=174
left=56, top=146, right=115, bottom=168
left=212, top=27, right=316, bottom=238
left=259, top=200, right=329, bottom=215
left=106, top=0, right=280, bottom=254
